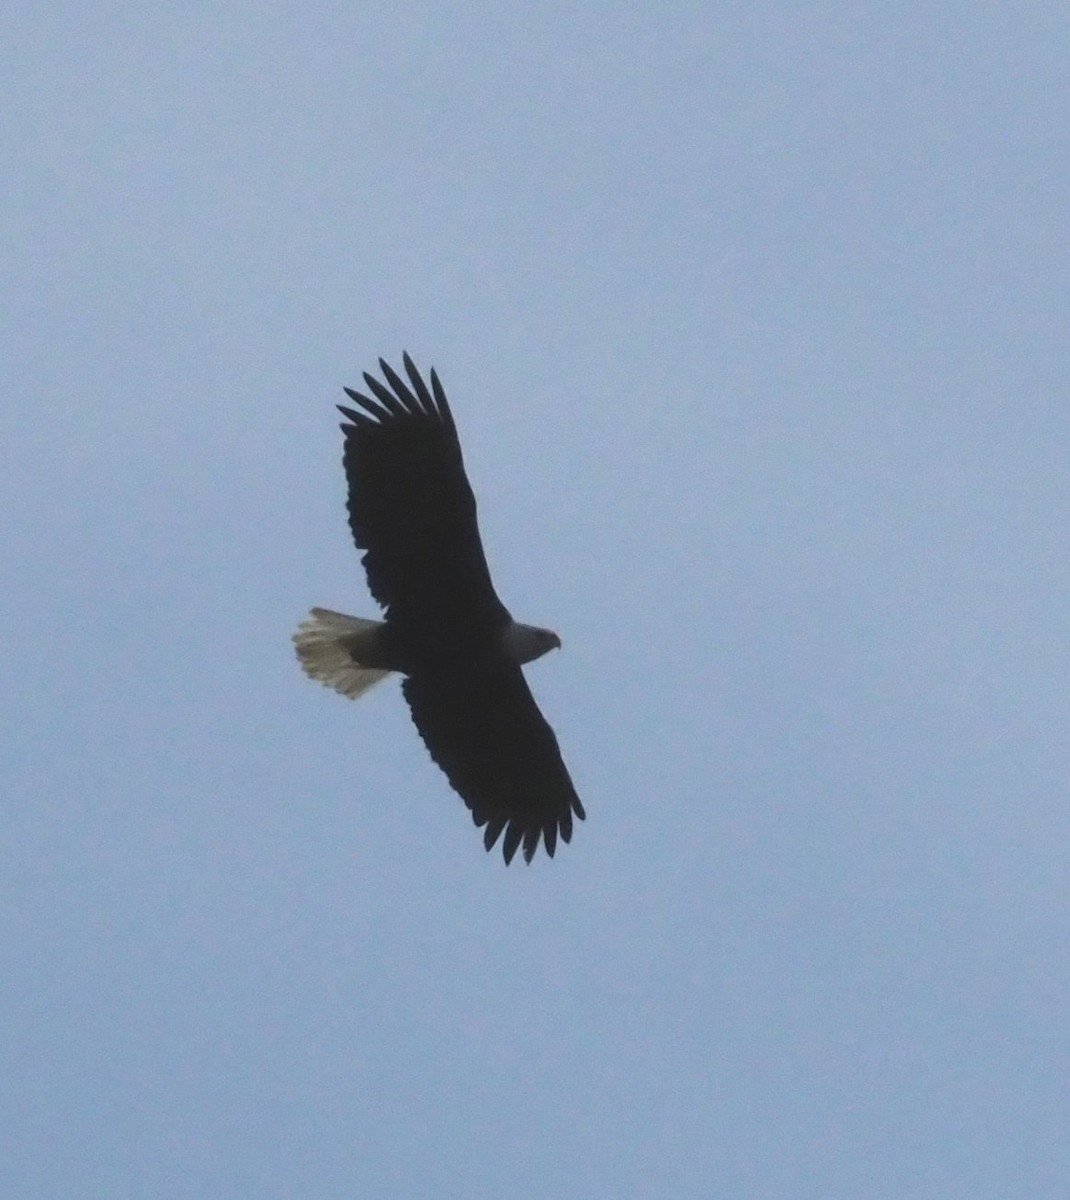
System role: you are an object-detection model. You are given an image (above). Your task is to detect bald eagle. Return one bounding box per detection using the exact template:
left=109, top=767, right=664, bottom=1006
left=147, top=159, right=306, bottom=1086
left=293, top=354, right=585, bottom=864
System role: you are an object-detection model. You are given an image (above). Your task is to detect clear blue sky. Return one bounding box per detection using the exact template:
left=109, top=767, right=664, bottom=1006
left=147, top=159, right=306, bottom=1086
left=4, top=4, right=1068, bottom=1197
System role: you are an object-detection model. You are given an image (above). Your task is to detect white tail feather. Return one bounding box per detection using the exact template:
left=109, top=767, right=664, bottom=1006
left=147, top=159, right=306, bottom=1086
left=292, top=608, right=392, bottom=699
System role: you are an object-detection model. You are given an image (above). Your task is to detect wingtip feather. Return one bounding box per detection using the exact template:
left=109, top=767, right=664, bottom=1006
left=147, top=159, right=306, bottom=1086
left=429, top=367, right=455, bottom=429
left=362, top=371, right=408, bottom=417
left=502, top=823, right=524, bottom=865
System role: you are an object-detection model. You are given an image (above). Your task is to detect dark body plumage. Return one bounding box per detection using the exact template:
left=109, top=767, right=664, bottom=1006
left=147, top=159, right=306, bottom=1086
left=332, top=354, right=584, bottom=863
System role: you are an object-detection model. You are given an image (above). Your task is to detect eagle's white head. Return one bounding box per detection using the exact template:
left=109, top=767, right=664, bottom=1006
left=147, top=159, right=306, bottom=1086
left=502, top=621, right=562, bottom=665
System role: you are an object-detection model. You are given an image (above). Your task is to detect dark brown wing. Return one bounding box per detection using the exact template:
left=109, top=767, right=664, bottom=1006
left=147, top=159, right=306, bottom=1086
left=338, top=355, right=510, bottom=645
left=402, top=665, right=585, bottom=864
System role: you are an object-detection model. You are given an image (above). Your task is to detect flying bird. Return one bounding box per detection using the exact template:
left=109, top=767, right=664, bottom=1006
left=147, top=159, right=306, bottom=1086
left=293, top=354, right=585, bottom=864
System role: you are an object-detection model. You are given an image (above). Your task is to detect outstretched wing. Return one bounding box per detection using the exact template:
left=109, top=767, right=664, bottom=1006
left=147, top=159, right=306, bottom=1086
left=338, top=354, right=510, bottom=642
left=402, top=666, right=586, bottom=864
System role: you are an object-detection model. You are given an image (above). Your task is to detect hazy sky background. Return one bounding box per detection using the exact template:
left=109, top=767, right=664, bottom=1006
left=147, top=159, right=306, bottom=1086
left=4, top=3, right=1068, bottom=1197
